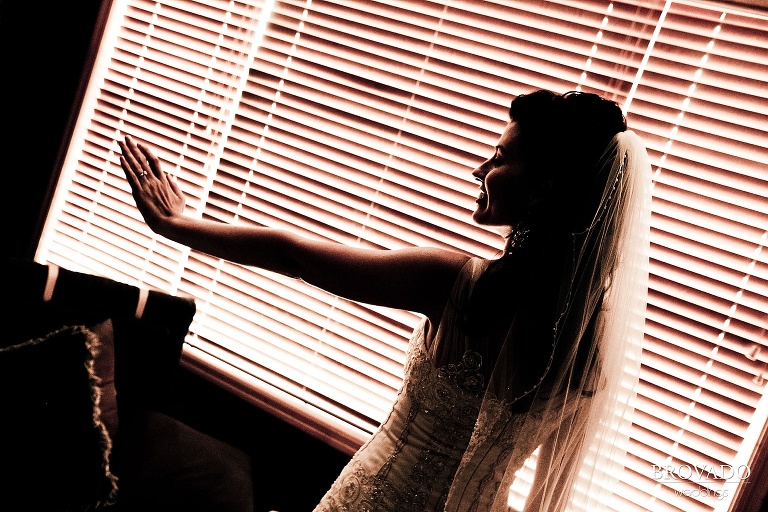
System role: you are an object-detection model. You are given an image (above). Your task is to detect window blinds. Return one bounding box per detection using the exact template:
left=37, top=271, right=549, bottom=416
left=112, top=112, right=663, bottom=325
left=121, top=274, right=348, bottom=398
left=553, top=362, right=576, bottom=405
left=36, top=1, right=767, bottom=511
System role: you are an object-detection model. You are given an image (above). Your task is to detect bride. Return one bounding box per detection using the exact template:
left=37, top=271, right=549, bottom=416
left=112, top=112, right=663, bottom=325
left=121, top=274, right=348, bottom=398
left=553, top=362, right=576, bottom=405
left=119, top=89, right=651, bottom=511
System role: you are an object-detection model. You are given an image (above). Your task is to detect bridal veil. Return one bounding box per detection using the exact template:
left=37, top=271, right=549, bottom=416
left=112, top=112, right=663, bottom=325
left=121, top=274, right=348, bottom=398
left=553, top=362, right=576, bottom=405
left=438, top=129, right=652, bottom=511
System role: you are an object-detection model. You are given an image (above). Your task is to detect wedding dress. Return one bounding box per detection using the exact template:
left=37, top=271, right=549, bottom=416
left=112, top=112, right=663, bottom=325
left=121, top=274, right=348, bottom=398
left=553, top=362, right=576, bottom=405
left=314, top=257, right=553, bottom=511
left=313, top=131, right=651, bottom=512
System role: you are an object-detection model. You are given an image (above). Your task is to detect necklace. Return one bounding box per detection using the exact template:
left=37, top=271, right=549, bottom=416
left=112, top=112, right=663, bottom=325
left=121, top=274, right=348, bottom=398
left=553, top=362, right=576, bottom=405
left=504, top=225, right=531, bottom=254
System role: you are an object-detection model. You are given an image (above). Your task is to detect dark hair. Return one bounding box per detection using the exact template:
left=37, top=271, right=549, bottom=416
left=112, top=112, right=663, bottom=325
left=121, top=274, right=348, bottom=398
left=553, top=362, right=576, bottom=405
left=509, top=90, right=626, bottom=230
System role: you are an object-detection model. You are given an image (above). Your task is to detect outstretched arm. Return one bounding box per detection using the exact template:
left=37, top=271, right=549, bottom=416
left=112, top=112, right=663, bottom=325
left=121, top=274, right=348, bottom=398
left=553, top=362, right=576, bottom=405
left=118, top=135, right=470, bottom=320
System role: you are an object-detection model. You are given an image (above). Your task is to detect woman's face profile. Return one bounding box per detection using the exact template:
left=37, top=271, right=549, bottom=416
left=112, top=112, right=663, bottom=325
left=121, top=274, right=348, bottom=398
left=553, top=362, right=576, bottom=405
left=471, top=121, right=536, bottom=229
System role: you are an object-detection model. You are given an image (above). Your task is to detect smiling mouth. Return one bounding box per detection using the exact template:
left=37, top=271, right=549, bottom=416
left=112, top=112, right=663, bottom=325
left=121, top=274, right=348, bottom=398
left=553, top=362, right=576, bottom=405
left=475, top=177, right=486, bottom=203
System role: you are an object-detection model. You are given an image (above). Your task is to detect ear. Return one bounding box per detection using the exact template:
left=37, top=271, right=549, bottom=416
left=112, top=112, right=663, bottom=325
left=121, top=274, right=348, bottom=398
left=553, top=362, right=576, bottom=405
left=528, top=176, right=555, bottom=208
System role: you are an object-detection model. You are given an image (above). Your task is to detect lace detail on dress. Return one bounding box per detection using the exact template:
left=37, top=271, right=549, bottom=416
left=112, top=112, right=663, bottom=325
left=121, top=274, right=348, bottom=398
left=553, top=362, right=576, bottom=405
left=437, top=350, right=485, bottom=394
left=446, top=393, right=581, bottom=511
left=314, top=335, right=488, bottom=512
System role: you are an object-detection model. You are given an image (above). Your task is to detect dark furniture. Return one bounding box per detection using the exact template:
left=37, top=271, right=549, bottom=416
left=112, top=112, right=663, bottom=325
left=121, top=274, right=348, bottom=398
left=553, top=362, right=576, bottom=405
left=2, top=258, right=254, bottom=512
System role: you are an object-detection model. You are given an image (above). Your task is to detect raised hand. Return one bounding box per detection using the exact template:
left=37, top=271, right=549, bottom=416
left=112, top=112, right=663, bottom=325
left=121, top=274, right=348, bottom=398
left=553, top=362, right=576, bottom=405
left=118, top=135, right=186, bottom=235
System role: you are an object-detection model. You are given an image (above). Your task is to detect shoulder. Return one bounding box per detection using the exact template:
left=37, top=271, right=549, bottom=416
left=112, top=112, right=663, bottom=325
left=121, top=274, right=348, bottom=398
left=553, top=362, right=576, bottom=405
left=420, top=253, right=493, bottom=326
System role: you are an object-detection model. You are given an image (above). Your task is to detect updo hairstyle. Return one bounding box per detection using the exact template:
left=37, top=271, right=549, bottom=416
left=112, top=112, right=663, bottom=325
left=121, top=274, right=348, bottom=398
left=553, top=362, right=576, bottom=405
left=509, top=90, right=627, bottom=230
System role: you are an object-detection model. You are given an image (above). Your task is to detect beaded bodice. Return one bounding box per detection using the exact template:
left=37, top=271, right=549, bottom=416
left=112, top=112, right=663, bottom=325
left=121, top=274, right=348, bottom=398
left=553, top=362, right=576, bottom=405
left=312, top=320, right=487, bottom=511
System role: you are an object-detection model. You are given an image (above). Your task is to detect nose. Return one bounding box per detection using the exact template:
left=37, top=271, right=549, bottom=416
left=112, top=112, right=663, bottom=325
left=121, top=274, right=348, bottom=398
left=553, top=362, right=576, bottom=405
left=473, top=145, right=499, bottom=180
left=472, top=160, right=488, bottom=180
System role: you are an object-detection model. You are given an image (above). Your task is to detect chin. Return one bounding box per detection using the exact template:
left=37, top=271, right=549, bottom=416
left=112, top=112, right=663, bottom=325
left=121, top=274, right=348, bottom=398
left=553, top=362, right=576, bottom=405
left=472, top=211, right=489, bottom=226
left=473, top=208, right=500, bottom=226
left=473, top=212, right=511, bottom=235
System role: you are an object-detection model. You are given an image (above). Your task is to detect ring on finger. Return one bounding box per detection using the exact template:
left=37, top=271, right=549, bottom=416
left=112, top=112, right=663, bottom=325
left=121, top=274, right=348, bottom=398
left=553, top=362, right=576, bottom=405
left=139, top=171, right=148, bottom=177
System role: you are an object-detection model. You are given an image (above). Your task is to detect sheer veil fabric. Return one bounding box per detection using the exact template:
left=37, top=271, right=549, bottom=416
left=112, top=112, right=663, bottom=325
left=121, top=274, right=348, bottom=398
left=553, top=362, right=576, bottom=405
left=438, top=130, right=652, bottom=511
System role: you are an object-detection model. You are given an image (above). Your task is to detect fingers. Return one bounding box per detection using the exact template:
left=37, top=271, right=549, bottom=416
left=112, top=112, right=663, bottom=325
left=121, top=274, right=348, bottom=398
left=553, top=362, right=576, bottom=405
left=138, top=143, right=158, bottom=174
left=118, top=135, right=146, bottom=184
left=118, top=135, right=166, bottom=184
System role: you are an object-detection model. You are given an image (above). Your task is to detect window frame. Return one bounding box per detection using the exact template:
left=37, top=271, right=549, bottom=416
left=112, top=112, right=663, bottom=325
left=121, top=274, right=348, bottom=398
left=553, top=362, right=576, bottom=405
left=35, top=1, right=768, bottom=511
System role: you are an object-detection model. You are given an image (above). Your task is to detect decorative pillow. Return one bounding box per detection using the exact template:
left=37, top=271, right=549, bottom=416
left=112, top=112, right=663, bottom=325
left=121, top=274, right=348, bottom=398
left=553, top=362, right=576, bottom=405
left=90, top=318, right=119, bottom=440
left=0, top=325, right=118, bottom=511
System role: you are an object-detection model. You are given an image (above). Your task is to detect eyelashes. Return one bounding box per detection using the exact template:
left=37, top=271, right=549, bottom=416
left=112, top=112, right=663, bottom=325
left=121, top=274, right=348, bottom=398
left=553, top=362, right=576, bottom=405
left=492, top=147, right=506, bottom=165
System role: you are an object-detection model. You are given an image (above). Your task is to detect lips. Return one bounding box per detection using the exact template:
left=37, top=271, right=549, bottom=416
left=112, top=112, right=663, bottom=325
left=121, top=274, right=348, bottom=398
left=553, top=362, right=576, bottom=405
left=475, top=176, right=487, bottom=204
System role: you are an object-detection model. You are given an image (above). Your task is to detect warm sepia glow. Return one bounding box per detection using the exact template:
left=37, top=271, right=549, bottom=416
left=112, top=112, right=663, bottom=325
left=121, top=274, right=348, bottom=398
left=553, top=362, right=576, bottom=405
left=35, top=1, right=767, bottom=510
